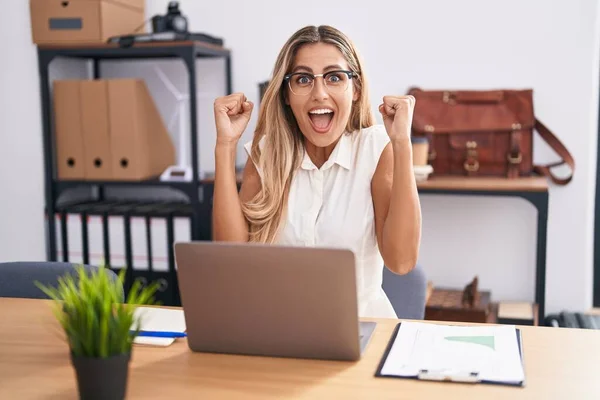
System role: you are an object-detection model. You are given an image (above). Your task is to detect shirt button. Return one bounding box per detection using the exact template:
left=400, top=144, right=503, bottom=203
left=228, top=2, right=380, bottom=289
left=314, top=172, right=323, bottom=190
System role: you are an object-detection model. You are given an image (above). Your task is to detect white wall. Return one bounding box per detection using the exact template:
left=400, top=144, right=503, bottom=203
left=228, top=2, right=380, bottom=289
left=1, top=0, right=598, bottom=315
left=0, top=2, right=46, bottom=262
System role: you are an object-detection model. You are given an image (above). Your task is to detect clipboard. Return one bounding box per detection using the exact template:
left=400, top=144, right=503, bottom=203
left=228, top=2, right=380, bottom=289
left=374, top=322, right=526, bottom=387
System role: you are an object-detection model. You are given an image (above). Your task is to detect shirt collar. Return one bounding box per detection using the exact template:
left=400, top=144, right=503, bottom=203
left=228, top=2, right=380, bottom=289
left=300, top=132, right=353, bottom=171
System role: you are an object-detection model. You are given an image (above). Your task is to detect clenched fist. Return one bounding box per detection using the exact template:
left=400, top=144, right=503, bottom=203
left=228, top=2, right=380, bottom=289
left=214, top=93, right=254, bottom=144
left=378, top=95, right=415, bottom=142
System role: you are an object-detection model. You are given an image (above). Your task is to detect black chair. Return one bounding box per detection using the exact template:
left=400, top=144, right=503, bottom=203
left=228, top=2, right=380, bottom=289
left=0, top=261, right=123, bottom=301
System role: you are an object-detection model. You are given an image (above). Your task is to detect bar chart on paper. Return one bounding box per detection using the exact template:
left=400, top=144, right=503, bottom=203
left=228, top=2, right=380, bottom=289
left=377, top=321, right=525, bottom=385
left=404, top=326, right=499, bottom=374
left=444, top=335, right=495, bottom=349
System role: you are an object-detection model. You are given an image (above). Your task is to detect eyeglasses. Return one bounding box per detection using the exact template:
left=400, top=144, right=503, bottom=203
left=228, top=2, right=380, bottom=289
left=283, top=70, right=358, bottom=96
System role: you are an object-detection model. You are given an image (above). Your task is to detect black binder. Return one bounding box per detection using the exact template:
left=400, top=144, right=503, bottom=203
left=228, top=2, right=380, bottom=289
left=374, top=322, right=526, bottom=387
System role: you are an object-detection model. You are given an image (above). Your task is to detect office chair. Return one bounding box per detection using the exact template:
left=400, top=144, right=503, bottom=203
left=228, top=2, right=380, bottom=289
left=0, top=261, right=123, bottom=301
left=382, top=263, right=428, bottom=320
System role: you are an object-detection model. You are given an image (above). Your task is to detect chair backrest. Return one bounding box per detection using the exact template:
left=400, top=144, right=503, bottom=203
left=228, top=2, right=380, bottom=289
left=382, top=264, right=428, bottom=320
left=0, top=262, right=123, bottom=302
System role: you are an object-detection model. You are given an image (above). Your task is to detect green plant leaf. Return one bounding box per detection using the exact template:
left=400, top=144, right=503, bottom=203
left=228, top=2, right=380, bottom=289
left=36, top=264, right=161, bottom=359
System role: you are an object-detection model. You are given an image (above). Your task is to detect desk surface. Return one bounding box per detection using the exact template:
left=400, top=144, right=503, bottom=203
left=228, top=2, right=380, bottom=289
left=1, top=298, right=597, bottom=399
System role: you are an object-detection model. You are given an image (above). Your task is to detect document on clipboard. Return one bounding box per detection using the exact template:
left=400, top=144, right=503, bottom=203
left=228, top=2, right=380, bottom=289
left=375, top=321, right=525, bottom=386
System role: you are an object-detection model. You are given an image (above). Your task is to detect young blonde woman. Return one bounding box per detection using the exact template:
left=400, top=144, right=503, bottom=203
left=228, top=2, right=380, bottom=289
left=212, top=25, right=421, bottom=318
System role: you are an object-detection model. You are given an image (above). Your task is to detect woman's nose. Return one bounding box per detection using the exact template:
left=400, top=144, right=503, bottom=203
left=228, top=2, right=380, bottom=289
left=311, top=77, right=329, bottom=100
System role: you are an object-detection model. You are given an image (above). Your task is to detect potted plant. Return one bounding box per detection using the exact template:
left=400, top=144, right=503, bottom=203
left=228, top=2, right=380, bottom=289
left=36, top=265, right=160, bottom=400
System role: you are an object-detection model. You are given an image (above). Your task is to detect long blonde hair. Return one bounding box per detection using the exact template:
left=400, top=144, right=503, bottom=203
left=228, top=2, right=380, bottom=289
left=242, top=25, right=375, bottom=243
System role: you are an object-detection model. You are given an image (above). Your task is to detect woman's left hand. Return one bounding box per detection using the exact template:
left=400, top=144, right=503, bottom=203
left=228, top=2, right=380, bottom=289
left=378, top=95, right=415, bottom=142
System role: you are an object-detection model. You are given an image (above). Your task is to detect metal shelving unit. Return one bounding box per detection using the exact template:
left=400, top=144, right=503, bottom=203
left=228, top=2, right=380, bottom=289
left=37, top=41, right=232, bottom=305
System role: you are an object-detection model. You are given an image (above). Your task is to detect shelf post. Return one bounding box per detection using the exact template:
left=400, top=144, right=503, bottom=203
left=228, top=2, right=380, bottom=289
left=38, top=50, right=58, bottom=261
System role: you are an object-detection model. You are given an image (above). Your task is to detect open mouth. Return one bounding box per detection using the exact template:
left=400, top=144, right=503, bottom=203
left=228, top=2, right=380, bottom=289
left=308, top=108, right=335, bottom=133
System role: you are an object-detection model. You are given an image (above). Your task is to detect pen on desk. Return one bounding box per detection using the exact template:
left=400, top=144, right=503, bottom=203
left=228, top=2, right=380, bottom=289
left=133, top=331, right=187, bottom=338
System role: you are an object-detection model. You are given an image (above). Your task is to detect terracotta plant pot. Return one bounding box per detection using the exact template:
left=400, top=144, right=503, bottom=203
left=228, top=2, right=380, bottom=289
left=70, top=352, right=131, bottom=400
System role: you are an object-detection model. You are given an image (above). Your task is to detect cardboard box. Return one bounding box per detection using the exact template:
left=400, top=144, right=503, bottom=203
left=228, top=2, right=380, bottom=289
left=497, top=302, right=539, bottom=326
left=30, top=0, right=145, bottom=45
left=53, top=79, right=175, bottom=181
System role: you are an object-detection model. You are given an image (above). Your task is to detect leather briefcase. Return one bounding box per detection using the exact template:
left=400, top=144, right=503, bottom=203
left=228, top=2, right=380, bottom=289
left=408, top=87, right=575, bottom=185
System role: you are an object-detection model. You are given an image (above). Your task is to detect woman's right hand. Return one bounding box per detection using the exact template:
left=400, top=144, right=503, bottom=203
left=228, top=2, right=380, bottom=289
left=214, top=93, right=254, bottom=145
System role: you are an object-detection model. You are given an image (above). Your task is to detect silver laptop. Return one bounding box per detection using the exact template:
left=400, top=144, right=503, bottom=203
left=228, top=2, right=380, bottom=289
left=174, top=241, right=376, bottom=361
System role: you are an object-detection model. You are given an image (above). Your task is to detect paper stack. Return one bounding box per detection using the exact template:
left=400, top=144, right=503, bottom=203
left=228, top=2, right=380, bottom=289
left=376, top=321, right=525, bottom=386
left=133, top=307, right=186, bottom=347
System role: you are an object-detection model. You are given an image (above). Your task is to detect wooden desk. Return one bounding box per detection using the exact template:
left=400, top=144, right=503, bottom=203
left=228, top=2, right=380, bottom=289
left=1, top=298, right=598, bottom=399
left=416, top=176, right=550, bottom=319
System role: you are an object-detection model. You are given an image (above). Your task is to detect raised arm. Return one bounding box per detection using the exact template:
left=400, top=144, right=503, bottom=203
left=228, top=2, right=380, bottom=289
left=212, top=93, right=260, bottom=242
left=372, top=95, right=422, bottom=274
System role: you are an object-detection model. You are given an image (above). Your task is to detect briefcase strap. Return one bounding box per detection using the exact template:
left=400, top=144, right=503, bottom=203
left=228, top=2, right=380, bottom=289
left=533, top=119, right=575, bottom=185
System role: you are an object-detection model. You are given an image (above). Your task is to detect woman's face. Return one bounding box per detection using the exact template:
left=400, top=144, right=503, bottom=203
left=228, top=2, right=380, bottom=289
left=285, top=42, right=358, bottom=149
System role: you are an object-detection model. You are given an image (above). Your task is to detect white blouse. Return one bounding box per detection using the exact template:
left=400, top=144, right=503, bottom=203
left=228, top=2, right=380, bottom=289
left=244, top=124, right=397, bottom=319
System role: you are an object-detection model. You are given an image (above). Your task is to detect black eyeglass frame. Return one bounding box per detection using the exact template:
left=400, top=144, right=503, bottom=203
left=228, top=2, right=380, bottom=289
left=282, top=70, right=359, bottom=94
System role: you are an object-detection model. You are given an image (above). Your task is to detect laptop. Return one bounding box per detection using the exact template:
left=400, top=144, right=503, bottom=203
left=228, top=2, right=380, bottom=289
left=174, top=241, right=376, bottom=361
